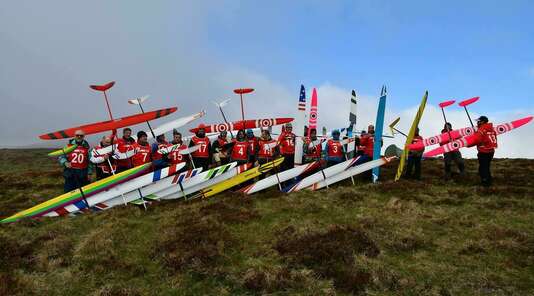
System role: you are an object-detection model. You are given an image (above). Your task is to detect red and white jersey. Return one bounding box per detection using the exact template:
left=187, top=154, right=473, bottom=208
left=326, top=139, right=344, bottom=158
left=92, top=144, right=117, bottom=173
left=359, top=134, right=374, bottom=157
left=168, top=143, right=188, bottom=164
left=132, top=142, right=152, bottom=167
left=68, top=145, right=89, bottom=169
left=116, top=137, right=136, bottom=167
left=247, top=137, right=259, bottom=155
left=476, top=123, right=498, bottom=153
left=152, top=142, right=172, bottom=161
left=258, top=139, right=277, bottom=158
left=190, top=136, right=210, bottom=158
left=304, top=137, right=322, bottom=159
left=231, top=140, right=249, bottom=160
left=278, top=132, right=296, bottom=155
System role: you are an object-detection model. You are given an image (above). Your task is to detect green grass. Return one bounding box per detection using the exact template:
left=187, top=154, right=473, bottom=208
left=1, top=148, right=534, bottom=295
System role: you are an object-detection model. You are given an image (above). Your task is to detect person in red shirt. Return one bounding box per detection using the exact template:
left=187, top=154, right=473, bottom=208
left=358, top=125, right=375, bottom=161
left=116, top=128, right=136, bottom=172
left=325, top=130, right=344, bottom=167
left=474, top=116, right=497, bottom=186
left=151, top=134, right=172, bottom=170
left=189, top=124, right=211, bottom=170
left=355, top=130, right=367, bottom=157
left=277, top=123, right=296, bottom=170
left=230, top=130, right=250, bottom=165
left=212, top=131, right=230, bottom=166
left=58, top=130, right=91, bottom=192
left=257, top=129, right=279, bottom=165
left=90, top=135, right=116, bottom=180
left=406, top=128, right=424, bottom=180
left=132, top=131, right=152, bottom=167
left=358, top=125, right=376, bottom=181
left=303, top=128, right=322, bottom=163
left=441, top=122, right=465, bottom=179
left=168, top=130, right=189, bottom=168
left=246, top=129, right=259, bottom=164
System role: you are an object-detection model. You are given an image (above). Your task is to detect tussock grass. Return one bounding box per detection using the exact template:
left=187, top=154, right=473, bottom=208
left=1, top=149, right=534, bottom=295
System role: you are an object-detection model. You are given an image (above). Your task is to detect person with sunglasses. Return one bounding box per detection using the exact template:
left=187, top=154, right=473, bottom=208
left=58, top=130, right=92, bottom=192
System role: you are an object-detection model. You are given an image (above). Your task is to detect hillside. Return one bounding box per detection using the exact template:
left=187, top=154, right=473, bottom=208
left=1, top=149, right=533, bottom=295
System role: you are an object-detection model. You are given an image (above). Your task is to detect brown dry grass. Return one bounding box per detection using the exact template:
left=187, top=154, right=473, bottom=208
left=1, top=149, right=534, bottom=295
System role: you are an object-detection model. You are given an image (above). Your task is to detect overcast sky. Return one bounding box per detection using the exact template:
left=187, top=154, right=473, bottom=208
left=1, top=0, right=533, bottom=158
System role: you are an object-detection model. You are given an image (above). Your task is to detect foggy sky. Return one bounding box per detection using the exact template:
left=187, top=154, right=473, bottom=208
left=1, top=1, right=533, bottom=158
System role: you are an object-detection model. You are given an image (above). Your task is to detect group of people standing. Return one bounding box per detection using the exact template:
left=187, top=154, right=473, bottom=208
left=58, top=115, right=498, bottom=193
left=404, top=115, right=498, bottom=186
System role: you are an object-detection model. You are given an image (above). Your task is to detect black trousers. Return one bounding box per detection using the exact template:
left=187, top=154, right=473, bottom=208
left=193, top=157, right=210, bottom=170
left=477, top=152, right=494, bottom=186
left=63, top=168, right=89, bottom=193
left=96, top=169, right=112, bottom=181
left=406, top=155, right=422, bottom=179
left=220, top=157, right=230, bottom=165
left=444, top=151, right=465, bottom=177
left=281, top=154, right=295, bottom=171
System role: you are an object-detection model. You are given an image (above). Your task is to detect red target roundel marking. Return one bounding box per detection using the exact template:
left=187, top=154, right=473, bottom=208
left=465, top=128, right=474, bottom=136
left=310, top=111, right=317, bottom=120
left=496, top=125, right=507, bottom=133
left=452, top=141, right=461, bottom=149
left=429, top=137, right=438, bottom=145
left=216, top=124, right=228, bottom=132
left=259, top=119, right=274, bottom=127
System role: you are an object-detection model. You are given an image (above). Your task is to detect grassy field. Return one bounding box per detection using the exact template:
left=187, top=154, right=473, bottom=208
left=1, top=148, right=534, bottom=295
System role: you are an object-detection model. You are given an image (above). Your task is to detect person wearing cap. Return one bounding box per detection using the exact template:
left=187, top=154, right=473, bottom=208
left=132, top=131, right=152, bottom=167
left=303, top=128, right=322, bottom=163
left=116, top=128, right=136, bottom=172
left=58, top=129, right=92, bottom=192
left=212, top=131, right=230, bottom=166
left=189, top=124, right=212, bottom=170
left=230, top=130, right=251, bottom=165
left=474, top=116, right=497, bottom=186
left=277, top=123, right=296, bottom=170
left=325, top=130, right=344, bottom=167
left=90, top=135, right=116, bottom=180
left=246, top=129, right=259, bottom=164
left=406, top=127, right=424, bottom=180
left=441, top=122, right=465, bottom=179
left=258, top=129, right=279, bottom=165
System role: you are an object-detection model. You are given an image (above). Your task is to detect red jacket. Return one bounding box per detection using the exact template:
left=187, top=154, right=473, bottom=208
left=68, top=145, right=89, bottom=169
left=475, top=123, right=497, bottom=153
left=132, top=142, right=152, bottom=167
left=359, top=134, right=374, bottom=158
left=304, top=137, right=322, bottom=159
left=231, top=139, right=249, bottom=160
left=190, top=136, right=210, bottom=158
left=168, top=143, right=188, bottom=164
left=326, top=139, right=343, bottom=158
left=152, top=142, right=172, bottom=161
left=247, top=137, right=259, bottom=156
left=93, top=144, right=117, bottom=173
left=277, top=132, right=296, bottom=155
left=258, top=139, right=277, bottom=158
left=116, top=137, right=136, bottom=168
